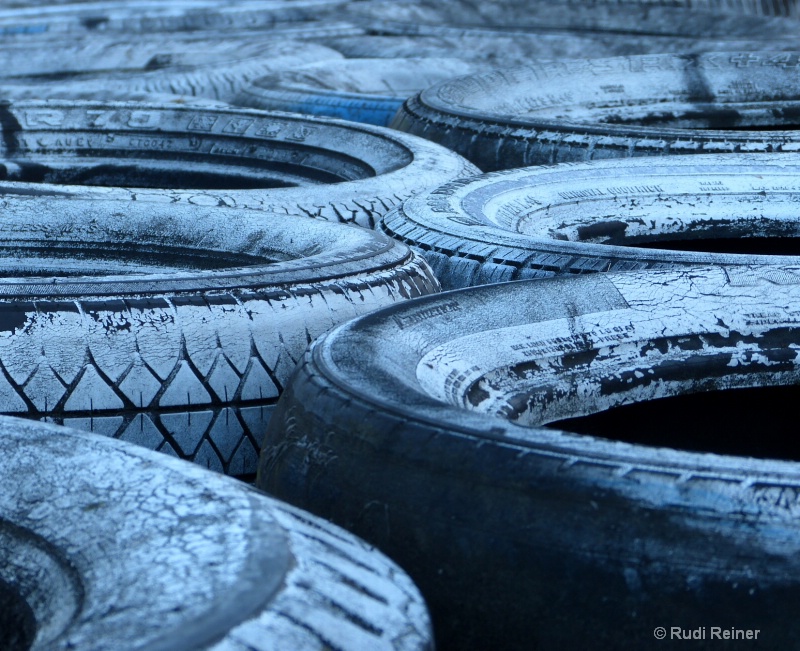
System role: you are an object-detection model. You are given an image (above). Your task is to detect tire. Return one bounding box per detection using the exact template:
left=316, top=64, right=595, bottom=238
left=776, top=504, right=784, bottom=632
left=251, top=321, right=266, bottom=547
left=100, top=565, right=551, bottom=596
left=0, top=0, right=354, bottom=37
left=0, top=188, right=439, bottom=475
left=324, top=31, right=800, bottom=60
left=391, top=52, right=800, bottom=172
left=234, top=57, right=490, bottom=126
left=339, top=0, right=800, bottom=36
left=382, top=154, right=800, bottom=289
left=0, top=33, right=341, bottom=79
left=0, top=40, right=342, bottom=104
left=1, top=417, right=433, bottom=651
left=0, top=20, right=364, bottom=42
left=0, top=83, right=234, bottom=105
left=257, top=265, right=800, bottom=651
left=0, top=99, right=478, bottom=228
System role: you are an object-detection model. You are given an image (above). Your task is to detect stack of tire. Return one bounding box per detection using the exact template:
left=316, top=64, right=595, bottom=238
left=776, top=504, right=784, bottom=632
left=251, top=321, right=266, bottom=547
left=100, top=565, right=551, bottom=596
left=0, top=2, right=475, bottom=648
left=1, top=0, right=800, bottom=649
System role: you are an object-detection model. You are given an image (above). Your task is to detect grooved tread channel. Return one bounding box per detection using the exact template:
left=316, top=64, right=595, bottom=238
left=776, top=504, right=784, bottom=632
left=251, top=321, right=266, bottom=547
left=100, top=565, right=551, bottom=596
left=0, top=190, right=439, bottom=474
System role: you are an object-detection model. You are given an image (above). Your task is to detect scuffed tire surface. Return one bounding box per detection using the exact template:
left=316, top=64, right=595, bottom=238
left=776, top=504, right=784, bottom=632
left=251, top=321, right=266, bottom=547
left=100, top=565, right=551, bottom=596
left=391, top=52, right=800, bottom=171
left=382, top=153, right=800, bottom=289
left=0, top=33, right=342, bottom=79
left=235, top=57, right=490, bottom=126
left=258, top=265, right=800, bottom=651
left=0, top=39, right=343, bottom=103
left=324, top=30, right=800, bottom=60
left=0, top=189, right=439, bottom=475
left=0, top=0, right=356, bottom=37
left=340, top=0, right=800, bottom=36
left=1, top=417, right=433, bottom=650
left=0, top=99, right=479, bottom=228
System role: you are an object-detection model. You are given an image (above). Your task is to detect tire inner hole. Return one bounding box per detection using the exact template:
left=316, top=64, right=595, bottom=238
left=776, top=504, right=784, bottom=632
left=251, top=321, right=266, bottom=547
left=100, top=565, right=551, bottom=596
left=550, top=384, right=800, bottom=460
left=0, top=149, right=374, bottom=188
left=628, top=237, right=800, bottom=256
left=0, top=243, right=274, bottom=276
left=565, top=218, right=800, bottom=256
left=0, top=576, right=36, bottom=651
left=0, top=163, right=327, bottom=190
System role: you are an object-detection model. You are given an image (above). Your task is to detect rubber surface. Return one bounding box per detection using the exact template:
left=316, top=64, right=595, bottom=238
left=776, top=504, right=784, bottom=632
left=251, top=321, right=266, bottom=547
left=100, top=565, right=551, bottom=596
left=0, top=0, right=354, bottom=36
left=235, top=57, right=490, bottom=126
left=0, top=38, right=343, bottom=103
left=342, top=0, right=800, bottom=35
left=0, top=33, right=341, bottom=78
left=392, top=52, right=800, bottom=171
left=258, top=265, right=800, bottom=650
left=0, top=187, right=439, bottom=475
left=0, top=84, right=230, bottom=105
left=325, top=30, right=800, bottom=60
left=2, top=416, right=433, bottom=650
left=382, top=154, right=800, bottom=288
left=0, top=99, right=479, bottom=228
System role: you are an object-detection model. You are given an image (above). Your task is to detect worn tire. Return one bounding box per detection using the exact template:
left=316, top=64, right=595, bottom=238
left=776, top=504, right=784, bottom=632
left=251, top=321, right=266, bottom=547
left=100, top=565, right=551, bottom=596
left=0, top=0, right=354, bottom=37
left=0, top=99, right=478, bottom=228
left=0, top=33, right=341, bottom=78
left=0, top=38, right=343, bottom=103
left=0, top=83, right=233, bottom=105
left=340, top=0, right=800, bottom=36
left=392, top=52, right=800, bottom=172
left=325, top=30, right=800, bottom=61
left=0, top=187, right=439, bottom=475
left=1, top=417, right=433, bottom=651
left=234, top=57, right=490, bottom=126
left=258, top=265, right=800, bottom=650
left=382, top=153, right=800, bottom=289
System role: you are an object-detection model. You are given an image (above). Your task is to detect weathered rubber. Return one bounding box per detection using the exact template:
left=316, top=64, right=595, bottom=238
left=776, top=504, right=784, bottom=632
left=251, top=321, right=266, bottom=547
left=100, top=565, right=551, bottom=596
left=234, top=57, right=490, bottom=126
left=382, top=154, right=800, bottom=289
left=0, top=100, right=478, bottom=228
left=0, top=83, right=230, bottom=105
left=341, top=0, right=800, bottom=35
left=325, top=30, right=800, bottom=60
left=392, top=52, right=800, bottom=171
left=0, top=187, right=439, bottom=475
left=258, top=265, right=800, bottom=650
left=1, top=417, right=433, bottom=650
left=0, top=38, right=343, bottom=103
left=0, top=0, right=354, bottom=36
left=0, top=32, right=340, bottom=78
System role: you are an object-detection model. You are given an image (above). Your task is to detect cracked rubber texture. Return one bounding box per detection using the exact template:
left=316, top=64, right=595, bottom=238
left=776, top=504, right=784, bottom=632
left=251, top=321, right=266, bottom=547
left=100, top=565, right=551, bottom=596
left=1, top=417, right=433, bottom=650
left=0, top=99, right=478, bottom=228
left=0, top=188, right=439, bottom=475
left=382, top=153, right=800, bottom=289
left=235, top=57, right=491, bottom=126
left=258, top=266, right=800, bottom=650
left=391, top=52, right=800, bottom=172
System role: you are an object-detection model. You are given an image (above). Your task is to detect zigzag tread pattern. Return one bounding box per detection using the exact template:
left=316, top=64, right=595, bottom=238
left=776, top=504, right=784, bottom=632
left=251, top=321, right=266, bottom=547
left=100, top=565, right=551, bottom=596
left=0, top=258, right=437, bottom=475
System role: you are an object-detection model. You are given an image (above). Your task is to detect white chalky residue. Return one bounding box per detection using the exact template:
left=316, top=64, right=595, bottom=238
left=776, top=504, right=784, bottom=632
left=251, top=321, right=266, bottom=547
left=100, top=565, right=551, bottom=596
left=1, top=419, right=432, bottom=650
